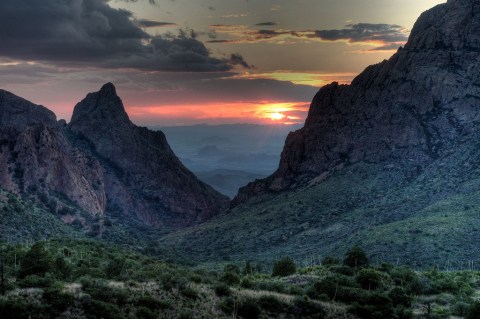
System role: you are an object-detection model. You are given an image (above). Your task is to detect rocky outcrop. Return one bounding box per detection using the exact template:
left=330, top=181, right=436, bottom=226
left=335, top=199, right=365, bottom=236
left=233, top=0, right=480, bottom=205
left=68, top=83, right=229, bottom=227
left=0, top=90, right=106, bottom=215
left=0, top=84, right=228, bottom=230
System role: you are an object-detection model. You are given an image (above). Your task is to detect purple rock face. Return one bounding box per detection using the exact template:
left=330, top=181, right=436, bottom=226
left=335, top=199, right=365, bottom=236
left=0, top=84, right=228, bottom=230
left=233, top=0, right=480, bottom=205
left=69, top=83, right=229, bottom=228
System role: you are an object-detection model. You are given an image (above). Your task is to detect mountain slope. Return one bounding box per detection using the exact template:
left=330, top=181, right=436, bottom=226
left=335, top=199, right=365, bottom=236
left=158, top=0, right=480, bottom=266
left=234, top=0, right=480, bottom=204
left=0, top=83, right=228, bottom=243
left=68, top=83, right=229, bottom=228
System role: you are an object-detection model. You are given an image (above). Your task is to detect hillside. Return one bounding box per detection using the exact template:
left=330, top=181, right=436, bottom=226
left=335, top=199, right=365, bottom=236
left=158, top=0, right=480, bottom=266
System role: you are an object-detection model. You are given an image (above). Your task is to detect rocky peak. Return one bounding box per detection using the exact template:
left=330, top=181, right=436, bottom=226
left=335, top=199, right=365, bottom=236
left=233, top=0, right=480, bottom=205
left=68, top=83, right=228, bottom=227
left=69, top=82, right=130, bottom=128
left=0, top=89, right=57, bottom=131
left=406, top=0, right=480, bottom=50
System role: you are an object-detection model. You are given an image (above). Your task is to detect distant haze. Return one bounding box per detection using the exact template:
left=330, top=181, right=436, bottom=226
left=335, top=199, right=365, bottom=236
left=158, top=123, right=301, bottom=197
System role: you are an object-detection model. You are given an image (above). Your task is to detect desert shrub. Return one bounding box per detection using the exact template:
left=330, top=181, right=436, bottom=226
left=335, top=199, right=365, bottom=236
left=343, top=246, right=369, bottom=268
left=350, top=292, right=393, bottom=319
left=238, top=298, right=261, bottom=319
left=330, top=265, right=356, bottom=276
left=221, top=271, right=240, bottom=286
left=224, top=264, right=241, bottom=274
left=388, top=287, right=412, bottom=307
left=136, top=306, right=157, bottom=319
left=356, top=268, right=384, bottom=290
left=180, top=286, right=198, bottom=300
left=42, top=286, right=75, bottom=317
left=19, top=242, right=53, bottom=278
left=467, top=302, right=480, bottom=319
left=322, top=256, right=341, bottom=266
left=219, top=297, right=235, bottom=314
left=0, top=299, right=30, bottom=319
left=258, top=295, right=287, bottom=312
left=83, top=299, right=126, bottom=319
left=452, top=301, right=470, bottom=317
left=254, top=281, right=289, bottom=294
left=215, top=283, right=231, bottom=297
left=241, top=278, right=254, bottom=289
left=388, top=266, right=422, bottom=294
left=272, top=257, right=296, bottom=277
left=136, top=295, right=162, bottom=310
left=290, top=297, right=326, bottom=317
left=17, top=274, right=55, bottom=288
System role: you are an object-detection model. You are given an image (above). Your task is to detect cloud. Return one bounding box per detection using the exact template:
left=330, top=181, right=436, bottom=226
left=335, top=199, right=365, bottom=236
left=0, top=0, right=248, bottom=72
left=312, top=23, right=409, bottom=44
left=209, top=23, right=409, bottom=49
left=137, top=19, right=176, bottom=28
left=255, top=22, right=277, bottom=26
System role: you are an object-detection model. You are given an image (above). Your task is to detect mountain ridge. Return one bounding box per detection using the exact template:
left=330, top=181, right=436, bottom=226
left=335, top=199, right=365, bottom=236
left=0, top=83, right=228, bottom=241
left=233, top=0, right=480, bottom=205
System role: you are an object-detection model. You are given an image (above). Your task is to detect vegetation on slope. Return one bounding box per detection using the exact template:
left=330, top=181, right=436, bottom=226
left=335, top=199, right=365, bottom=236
left=158, top=136, right=480, bottom=266
left=1, top=241, right=480, bottom=319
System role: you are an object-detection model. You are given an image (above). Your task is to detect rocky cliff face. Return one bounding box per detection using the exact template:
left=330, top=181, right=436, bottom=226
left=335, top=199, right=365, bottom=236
left=0, top=90, right=106, bottom=215
left=68, top=83, right=229, bottom=227
left=0, top=84, right=228, bottom=232
left=233, top=0, right=480, bottom=205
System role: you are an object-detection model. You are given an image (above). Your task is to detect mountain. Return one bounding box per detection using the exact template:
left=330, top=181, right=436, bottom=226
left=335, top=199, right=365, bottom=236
left=0, top=83, right=228, bottom=243
left=68, top=83, right=228, bottom=228
left=158, top=0, right=480, bottom=266
left=234, top=0, right=480, bottom=204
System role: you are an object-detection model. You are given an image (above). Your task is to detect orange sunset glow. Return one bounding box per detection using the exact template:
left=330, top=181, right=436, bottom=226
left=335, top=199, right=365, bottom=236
left=127, top=102, right=310, bottom=125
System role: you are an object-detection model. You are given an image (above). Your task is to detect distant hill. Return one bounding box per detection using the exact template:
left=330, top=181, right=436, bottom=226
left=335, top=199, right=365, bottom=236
left=157, top=123, right=301, bottom=196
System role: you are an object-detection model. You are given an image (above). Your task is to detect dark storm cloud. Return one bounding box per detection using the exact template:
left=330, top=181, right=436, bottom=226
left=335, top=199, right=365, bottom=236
left=0, top=0, right=248, bottom=72
left=312, top=23, right=408, bottom=44
left=255, top=22, right=277, bottom=26
left=211, top=23, right=408, bottom=46
left=137, top=19, right=176, bottom=28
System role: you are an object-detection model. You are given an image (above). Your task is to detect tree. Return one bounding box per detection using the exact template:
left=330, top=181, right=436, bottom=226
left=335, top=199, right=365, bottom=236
left=272, top=257, right=296, bottom=277
left=356, top=268, right=383, bottom=290
left=344, top=246, right=369, bottom=268
left=467, top=302, right=480, bottom=319
left=19, top=242, right=53, bottom=279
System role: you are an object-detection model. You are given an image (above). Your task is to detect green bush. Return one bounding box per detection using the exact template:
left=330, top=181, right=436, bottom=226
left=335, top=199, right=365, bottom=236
left=258, top=295, right=287, bottom=312
left=343, top=246, right=369, bottom=268
left=238, top=298, right=261, bottom=319
left=388, top=287, right=412, bottom=307
left=221, top=271, right=240, bottom=286
left=214, top=283, right=231, bottom=297
left=290, top=297, right=326, bottom=317
left=17, top=274, right=55, bottom=288
left=83, top=299, right=126, bottom=319
left=19, top=242, right=53, bottom=278
left=272, top=257, right=296, bottom=277
left=356, top=268, right=384, bottom=290
left=467, top=302, right=480, bottom=319
left=322, top=256, right=341, bottom=266
left=136, top=306, right=157, bottom=319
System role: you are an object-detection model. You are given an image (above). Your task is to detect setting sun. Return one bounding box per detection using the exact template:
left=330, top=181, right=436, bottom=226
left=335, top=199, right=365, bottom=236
left=270, top=112, right=286, bottom=121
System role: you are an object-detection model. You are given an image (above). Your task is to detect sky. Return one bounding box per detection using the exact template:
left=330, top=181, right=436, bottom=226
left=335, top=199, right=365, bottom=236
left=0, top=0, right=445, bottom=126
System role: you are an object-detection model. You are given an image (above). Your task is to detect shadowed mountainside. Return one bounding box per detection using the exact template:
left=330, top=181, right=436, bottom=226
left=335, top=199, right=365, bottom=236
left=158, top=0, right=480, bottom=266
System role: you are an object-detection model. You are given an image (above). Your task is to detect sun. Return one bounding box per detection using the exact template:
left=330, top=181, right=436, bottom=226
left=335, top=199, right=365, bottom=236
left=270, top=112, right=286, bottom=121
